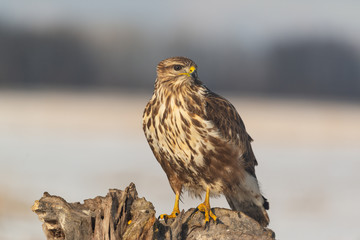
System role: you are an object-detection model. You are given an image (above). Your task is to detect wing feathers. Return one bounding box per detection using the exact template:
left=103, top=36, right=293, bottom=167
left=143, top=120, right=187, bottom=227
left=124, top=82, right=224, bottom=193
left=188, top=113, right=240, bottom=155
left=204, top=90, right=258, bottom=176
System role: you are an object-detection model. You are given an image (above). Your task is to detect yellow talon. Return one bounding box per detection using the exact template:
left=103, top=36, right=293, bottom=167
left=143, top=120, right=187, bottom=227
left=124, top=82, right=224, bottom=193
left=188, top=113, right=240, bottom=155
left=159, top=210, right=179, bottom=220
left=127, top=220, right=132, bottom=225
left=159, top=192, right=180, bottom=220
left=195, top=187, right=217, bottom=223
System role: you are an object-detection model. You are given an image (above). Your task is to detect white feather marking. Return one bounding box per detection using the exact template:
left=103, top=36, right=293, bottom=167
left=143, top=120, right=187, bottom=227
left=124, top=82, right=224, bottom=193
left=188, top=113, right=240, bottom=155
left=244, top=173, right=263, bottom=206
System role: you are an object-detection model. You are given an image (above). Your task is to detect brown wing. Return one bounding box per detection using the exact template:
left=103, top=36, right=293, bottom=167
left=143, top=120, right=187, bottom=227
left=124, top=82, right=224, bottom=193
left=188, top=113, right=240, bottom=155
left=204, top=90, right=258, bottom=176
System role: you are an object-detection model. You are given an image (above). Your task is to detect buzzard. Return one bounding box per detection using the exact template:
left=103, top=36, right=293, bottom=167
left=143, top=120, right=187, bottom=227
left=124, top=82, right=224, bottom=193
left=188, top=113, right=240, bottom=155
left=142, top=57, right=269, bottom=227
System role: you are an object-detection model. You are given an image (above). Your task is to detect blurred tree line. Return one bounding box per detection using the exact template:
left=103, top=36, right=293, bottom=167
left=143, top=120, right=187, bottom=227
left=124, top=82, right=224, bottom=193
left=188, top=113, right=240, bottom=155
left=0, top=23, right=359, bottom=99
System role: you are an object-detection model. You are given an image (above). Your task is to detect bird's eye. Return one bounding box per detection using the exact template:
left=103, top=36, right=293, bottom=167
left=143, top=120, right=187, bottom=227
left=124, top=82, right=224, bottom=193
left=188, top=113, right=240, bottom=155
left=173, top=65, right=183, bottom=71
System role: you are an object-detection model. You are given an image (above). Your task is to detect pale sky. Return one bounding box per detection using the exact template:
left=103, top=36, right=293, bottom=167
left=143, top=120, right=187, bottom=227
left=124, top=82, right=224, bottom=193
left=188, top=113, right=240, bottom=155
left=1, top=0, right=359, bottom=46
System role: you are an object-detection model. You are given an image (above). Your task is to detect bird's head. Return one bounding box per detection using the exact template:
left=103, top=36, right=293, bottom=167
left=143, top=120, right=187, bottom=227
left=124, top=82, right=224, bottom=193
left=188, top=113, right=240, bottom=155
left=156, top=57, right=199, bottom=88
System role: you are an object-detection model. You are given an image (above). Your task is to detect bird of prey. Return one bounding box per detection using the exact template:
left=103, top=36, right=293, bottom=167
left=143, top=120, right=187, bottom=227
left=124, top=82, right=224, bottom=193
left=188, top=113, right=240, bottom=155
left=142, top=57, right=269, bottom=227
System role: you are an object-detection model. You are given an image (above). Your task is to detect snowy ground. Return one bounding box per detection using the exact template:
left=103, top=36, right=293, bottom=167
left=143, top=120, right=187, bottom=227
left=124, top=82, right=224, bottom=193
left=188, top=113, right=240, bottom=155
left=0, top=90, right=359, bottom=240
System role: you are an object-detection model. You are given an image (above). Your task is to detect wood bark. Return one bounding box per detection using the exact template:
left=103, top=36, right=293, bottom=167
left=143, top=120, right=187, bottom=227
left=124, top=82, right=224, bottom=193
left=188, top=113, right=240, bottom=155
left=32, top=183, right=275, bottom=240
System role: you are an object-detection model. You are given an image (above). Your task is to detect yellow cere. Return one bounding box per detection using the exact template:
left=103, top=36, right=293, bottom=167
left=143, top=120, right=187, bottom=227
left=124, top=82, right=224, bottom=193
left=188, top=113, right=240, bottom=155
left=179, top=66, right=196, bottom=76
left=127, top=220, right=132, bottom=225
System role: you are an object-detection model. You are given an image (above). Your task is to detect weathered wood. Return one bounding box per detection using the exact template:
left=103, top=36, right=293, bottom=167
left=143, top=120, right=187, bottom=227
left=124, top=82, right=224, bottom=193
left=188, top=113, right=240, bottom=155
left=32, top=183, right=275, bottom=240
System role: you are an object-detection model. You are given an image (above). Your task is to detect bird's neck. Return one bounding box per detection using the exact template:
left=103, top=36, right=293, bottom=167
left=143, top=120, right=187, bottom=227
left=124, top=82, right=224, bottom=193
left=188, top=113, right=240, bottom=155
left=155, top=77, right=205, bottom=95
left=153, top=80, right=207, bottom=116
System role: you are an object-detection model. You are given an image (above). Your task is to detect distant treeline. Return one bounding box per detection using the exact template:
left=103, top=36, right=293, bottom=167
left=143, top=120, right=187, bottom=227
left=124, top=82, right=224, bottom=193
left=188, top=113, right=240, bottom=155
left=0, top=24, right=359, bottom=99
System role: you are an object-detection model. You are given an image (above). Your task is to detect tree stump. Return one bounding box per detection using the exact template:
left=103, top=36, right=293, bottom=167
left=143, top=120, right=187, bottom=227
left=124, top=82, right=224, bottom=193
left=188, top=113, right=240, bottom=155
left=32, top=183, right=275, bottom=240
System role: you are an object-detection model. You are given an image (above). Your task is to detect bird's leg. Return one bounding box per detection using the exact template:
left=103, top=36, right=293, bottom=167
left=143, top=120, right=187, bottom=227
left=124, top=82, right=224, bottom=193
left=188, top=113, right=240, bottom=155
left=159, top=192, right=180, bottom=221
left=195, top=187, right=217, bottom=225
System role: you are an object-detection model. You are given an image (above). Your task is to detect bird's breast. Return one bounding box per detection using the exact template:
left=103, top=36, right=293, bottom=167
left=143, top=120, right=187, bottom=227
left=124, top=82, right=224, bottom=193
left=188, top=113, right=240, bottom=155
left=144, top=94, right=218, bottom=172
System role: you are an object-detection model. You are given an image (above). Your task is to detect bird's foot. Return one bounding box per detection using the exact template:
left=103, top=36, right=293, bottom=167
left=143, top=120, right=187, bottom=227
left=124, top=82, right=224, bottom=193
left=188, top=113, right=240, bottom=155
left=194, top=202, right=218, bottom=228
left=158, top=209, right=180, bottom=223
left=158, top=192, right=181, bottom=223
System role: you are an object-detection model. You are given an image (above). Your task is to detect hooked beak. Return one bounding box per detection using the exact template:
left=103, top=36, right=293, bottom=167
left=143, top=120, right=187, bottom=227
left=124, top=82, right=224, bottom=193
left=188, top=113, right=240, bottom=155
left=179, top=66, right=197, bottom=78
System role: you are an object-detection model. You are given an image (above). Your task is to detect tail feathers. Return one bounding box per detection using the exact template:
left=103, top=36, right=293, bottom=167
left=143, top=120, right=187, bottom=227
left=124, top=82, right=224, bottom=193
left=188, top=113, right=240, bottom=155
left=263, top=196, right=270, bottom=210
left=225, top=194, right=270, bottom=227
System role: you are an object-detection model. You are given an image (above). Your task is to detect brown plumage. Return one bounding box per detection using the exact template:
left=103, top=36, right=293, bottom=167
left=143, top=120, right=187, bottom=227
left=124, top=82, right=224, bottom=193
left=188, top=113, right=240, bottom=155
left=142, top=56, right=269, bottom=226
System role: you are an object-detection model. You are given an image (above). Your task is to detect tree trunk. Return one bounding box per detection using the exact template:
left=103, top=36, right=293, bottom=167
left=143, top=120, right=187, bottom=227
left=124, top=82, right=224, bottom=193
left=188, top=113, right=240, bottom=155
left=32, top=183, right=275, bottom=240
